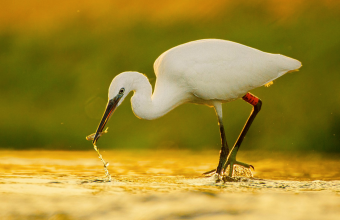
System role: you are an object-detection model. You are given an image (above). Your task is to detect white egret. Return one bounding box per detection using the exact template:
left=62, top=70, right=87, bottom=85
left=91, top=39, right=301, bottom=180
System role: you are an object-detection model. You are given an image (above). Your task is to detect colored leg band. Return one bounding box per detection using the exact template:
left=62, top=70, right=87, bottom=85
left=242, top=93, right=259, bottom=106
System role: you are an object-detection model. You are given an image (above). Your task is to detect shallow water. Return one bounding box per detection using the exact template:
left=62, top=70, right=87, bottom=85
left=0, top=150, right=339, bottom=219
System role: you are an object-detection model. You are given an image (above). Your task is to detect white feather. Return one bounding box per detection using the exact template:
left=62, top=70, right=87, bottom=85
left=108, top=39, right=301, bottom=119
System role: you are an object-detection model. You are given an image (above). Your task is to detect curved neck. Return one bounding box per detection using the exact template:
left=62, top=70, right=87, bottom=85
left=129, top=73, right=185, bottom=120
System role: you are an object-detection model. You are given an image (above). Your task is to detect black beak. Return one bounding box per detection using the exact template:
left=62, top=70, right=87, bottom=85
left=92, top=95, right=121, bottom=145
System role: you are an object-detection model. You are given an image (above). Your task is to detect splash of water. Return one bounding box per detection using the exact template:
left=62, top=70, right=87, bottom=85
left=93, top=145, right=111, bottom=182
left=228, top=164, right=253, bottom=178
left=218, top=165, right=252, bottom=182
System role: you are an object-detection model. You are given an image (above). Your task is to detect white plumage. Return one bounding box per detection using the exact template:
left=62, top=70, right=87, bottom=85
left=93, top=39, right=302, bottom=179
left=109, top=39, right=301, bottom=120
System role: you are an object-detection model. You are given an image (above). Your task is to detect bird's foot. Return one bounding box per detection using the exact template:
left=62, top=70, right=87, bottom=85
left=203, top=169, right=225, bottom=183
left=203, top=168, right=217, bottom=177
left=203, top=165, right=253, bottom=183
left=203, top=151, right=228, bottom=178
left=203, top=149, right=254, bottom=182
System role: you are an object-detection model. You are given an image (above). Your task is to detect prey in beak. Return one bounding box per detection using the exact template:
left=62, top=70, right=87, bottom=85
left=91, top=88, right=125, bottom=145
left=86, top=127, right=109, bottom=141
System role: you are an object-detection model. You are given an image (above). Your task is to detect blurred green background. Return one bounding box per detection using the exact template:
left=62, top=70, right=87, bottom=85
left=0, top=0, right=339, bottom=152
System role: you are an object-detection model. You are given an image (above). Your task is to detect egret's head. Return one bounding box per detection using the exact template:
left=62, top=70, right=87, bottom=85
left=92, top=72, right=136, bottom=144
left=107, top=72, right=136, bottom=107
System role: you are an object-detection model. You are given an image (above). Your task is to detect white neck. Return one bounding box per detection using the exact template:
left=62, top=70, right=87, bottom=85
left=128, top=72, right=187, bottom=120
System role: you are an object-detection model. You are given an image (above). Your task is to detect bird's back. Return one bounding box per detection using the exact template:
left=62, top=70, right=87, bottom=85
left=153, top=39, right=301, bottom=102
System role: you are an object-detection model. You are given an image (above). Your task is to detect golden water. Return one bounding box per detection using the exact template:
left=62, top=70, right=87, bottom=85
left=0, top=150, right=339, bottom=219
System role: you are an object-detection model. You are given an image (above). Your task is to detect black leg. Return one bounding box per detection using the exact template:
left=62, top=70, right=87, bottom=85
left=203, top=116, right=230, bottom=176
left=216, top=116, right=230, bottom=175
left=223, top=93, right=262, bottom=176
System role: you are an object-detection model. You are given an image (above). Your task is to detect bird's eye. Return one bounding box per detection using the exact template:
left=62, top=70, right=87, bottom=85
left=119, top=88, right=125, bottom=94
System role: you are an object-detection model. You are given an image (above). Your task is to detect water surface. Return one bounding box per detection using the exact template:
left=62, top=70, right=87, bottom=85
left=0, top=150, right=339, bottom=219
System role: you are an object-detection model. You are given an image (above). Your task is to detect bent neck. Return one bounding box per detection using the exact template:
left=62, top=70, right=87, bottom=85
left=128, top=72, right=184, bottom=120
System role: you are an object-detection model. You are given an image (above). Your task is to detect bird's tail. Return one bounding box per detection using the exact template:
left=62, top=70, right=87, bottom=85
left=262, top=55, right=302, bottom=87
left=278, top=54, right=302, bottom=74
